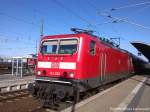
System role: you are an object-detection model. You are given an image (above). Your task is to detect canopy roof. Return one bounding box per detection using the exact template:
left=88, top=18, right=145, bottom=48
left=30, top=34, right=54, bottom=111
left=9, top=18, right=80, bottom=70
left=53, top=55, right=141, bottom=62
left=131, top=42, right=150, bottom=62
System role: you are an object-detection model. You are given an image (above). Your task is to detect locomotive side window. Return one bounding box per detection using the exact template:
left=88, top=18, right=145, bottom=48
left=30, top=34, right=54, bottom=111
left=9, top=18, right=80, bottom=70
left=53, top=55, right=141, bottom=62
left=90, top=41, right=96, bottom=55
left=41, top=40, right=58, bottom=54
left=59, top=39, right=78, bottom=54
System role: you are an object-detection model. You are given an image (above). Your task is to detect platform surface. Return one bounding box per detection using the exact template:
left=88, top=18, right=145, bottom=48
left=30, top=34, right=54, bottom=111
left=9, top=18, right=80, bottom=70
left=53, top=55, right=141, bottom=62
left=0, top=74, right=34, bottom=87
left=62, top=75, right=150, bottom=112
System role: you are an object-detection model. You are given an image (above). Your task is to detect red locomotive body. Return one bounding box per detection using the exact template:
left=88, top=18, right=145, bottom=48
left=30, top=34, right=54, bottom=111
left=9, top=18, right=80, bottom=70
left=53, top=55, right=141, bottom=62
left=28, top=29, right=134, bottom=106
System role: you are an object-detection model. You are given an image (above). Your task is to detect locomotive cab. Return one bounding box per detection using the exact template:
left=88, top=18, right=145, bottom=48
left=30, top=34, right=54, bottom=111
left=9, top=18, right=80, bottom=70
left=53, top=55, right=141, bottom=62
left=37, top=37, right=78, bottom=79
left=28, top=34, right=86, bottom=106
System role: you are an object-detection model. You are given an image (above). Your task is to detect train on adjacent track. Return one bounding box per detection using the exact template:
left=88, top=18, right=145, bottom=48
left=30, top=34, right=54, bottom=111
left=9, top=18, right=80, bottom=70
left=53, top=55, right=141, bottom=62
left=0, top=55, right=36, bottom=75
left=28, top=28, right=148, bottom=107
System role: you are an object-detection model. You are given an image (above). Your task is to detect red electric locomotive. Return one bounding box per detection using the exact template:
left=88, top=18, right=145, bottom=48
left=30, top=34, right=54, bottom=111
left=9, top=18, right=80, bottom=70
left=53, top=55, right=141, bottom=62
left=28, top=28, right=134, bottom=106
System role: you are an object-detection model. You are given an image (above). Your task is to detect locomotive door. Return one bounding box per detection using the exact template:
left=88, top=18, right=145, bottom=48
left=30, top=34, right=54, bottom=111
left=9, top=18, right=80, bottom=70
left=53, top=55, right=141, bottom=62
left=100, top=53, right=106, bottom=81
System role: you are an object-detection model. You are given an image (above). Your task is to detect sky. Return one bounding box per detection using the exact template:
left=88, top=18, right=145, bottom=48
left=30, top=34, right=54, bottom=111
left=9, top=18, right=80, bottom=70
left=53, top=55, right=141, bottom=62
left=0, top=0, right=150, bottom=61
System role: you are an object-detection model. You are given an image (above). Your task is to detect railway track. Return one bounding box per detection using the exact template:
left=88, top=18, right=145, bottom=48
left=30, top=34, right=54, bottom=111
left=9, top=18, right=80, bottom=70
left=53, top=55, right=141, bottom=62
left=0, top=89, right=42, bottom=112
left=0, top=77, right=127, bottom=112
left=0, top=90, right=29, bottom=102
left=28, top=106, right=44, bottom=112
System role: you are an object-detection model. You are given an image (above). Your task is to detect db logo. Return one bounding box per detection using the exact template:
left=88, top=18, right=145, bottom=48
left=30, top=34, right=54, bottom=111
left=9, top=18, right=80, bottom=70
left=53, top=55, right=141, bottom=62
left=51, top=62, right=59, bottom=68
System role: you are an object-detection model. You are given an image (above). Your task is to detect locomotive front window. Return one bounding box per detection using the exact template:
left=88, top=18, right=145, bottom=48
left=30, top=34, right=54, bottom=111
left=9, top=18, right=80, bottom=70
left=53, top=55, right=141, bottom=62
left=41, top=40, right=58, bottom=54
left=58, top=39, right=78, bottom=54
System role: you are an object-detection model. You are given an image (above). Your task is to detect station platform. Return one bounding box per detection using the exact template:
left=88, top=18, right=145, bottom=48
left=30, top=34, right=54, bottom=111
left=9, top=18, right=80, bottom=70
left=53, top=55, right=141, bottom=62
left=0, top=74, right=34, bottom=88
left=63, top=75, right=150, bottom=112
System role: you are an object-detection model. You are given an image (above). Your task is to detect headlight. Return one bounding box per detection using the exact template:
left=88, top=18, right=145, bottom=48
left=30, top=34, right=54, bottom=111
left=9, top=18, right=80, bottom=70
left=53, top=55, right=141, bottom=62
left=37, top=70, right=41, bottom=75
left=69, top=72, right=74, bottom=78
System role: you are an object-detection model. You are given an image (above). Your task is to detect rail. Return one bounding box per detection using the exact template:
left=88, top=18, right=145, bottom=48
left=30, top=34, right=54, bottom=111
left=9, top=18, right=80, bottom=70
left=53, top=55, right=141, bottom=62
left=0, top=82, right=33, bottom=93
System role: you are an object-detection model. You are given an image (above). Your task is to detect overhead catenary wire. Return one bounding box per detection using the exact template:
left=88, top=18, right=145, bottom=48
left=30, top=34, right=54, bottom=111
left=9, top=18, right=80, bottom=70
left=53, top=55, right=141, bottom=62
left=0, top=2, right=58, bottom=56
left=86, top=0, right=99, bottom=11
left=133, top=4, right=150, bottom=15
left=109, top=1, right=150, bottom=23
left=110, top=1, right=150, bottom=11
left=0, top=47, right=35, bottom=50
left=0, top=34, right=35, bottom=45
left=86, top=0, right=121, bottom=27
left=124, top=4, right=150, bottom=20
left=0, top=12, right=38, bottom=27
left=12, top=0, right=73, bottom=29
left=52, top=0, right=95, bottom=27
left=85, top=0, right=123, bottom=37
left=0, top=27, right=35, bottom=41
left=13, top=0, right=70, bottom=34
left=86, top=0, right=146, bottom=44
left=86, top=1, right=150, bottom=31
left=0, top=11, right=59, bottom=34
left=16, top=2, right=72, bottom=34
left=99, top=13, right=150, bottom=31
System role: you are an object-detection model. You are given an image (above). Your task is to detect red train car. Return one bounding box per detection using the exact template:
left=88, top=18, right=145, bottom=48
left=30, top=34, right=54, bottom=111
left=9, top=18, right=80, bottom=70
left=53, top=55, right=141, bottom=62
left=28, top=28, right=134, bottom=106
left=26, top=54, right=37, bottom=74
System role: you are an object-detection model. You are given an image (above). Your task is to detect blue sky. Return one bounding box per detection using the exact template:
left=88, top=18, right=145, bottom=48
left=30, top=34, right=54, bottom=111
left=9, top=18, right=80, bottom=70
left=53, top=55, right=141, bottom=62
left=0, top=0, right=150, bottom=61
